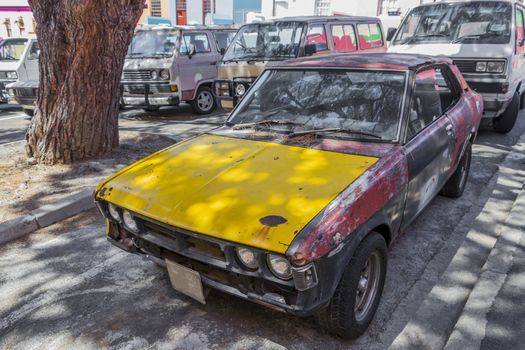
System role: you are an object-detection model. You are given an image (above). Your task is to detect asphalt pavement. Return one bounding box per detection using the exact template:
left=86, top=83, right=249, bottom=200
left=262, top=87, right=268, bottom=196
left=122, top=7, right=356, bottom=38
left=1, top=106, right=525, bottom=349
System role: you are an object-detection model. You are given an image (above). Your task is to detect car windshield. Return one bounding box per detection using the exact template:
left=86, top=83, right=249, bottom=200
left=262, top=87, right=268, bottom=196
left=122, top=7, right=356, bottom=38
left=0, top=38, right=28, bottom=61
left=127, top=29, right=178, bottom=58
left=223, top=22, right=305, bottom=62
left=228, top=69, right=407, bottom=141
left=394, top=2, right=512, bottom=45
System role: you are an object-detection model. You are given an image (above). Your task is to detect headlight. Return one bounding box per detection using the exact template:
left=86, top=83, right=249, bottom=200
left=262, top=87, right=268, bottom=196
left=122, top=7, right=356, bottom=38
left=122, top=210, right=139, bottom=233
left=150, top=70, right=158, bottom=80
left=476, top=61, right=487, bottom=72
left=235, top=83, right=246, bottom=96
left=7, top=88, right=15, bottom=97
left=487, top=61, right=505, bottom=73
left=159, top=69, right=170, bottom=80
left=108, top=203, right=121, bottom=221
left=215, top=81, right=230, bottom=97
left=267, top=254, right=292, bottom=280
left=236, top=247, right=259, bottom=270
left=6, top=71, right=17, bottom=79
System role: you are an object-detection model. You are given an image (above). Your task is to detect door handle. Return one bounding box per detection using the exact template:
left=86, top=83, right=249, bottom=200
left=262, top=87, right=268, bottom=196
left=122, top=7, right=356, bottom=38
left=446, top=124, right=455, bottom=137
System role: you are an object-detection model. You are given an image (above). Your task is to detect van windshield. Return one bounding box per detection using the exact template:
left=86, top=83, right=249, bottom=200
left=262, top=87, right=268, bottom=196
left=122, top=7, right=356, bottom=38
left=394, top=2, right=512, bottom=45
left=223, top=22, right=305, bottom=62
left=127, top=29, right=179, bottom=58
left=0, top=38, right=28, bottom=61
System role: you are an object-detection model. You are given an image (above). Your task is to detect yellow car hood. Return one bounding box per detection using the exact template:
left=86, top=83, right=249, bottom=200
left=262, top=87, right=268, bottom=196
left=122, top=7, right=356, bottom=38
left=97, top=134, right=378, bottom=253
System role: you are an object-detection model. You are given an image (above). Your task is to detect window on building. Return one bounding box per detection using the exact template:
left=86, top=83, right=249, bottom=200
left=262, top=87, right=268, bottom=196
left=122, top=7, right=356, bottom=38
left=315, top=0, right=331, bottom=16
left=306, top=25, right=329, bottom=52
left=176, top=0, right=187, bottom=25
left=150, top=0, right=162, bottom=17
left=357, top=23, right=384, bottom=49
left=331, top=25, right=357, bottom=52
left=378, top=0, right=400, bottom=16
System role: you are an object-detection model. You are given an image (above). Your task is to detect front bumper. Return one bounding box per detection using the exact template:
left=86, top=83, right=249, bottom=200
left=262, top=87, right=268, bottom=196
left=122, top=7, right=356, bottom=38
left=100, top=205, right=333, bottom=316
left=121, top=82, right=180, bottom=107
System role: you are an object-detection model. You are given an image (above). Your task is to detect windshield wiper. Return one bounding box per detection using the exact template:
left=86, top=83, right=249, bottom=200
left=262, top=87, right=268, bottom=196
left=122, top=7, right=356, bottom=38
left=406, top=33, right=449, bottom=44
left=289, top=128, right=383, bottom=139
left=232, top=119, right=302, bottom=130
left=452, top=32, right=501, bottom=44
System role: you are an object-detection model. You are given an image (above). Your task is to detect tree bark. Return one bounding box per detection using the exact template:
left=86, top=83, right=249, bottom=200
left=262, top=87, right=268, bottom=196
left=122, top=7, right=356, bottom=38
left=26, top=0, right=144, bottom=164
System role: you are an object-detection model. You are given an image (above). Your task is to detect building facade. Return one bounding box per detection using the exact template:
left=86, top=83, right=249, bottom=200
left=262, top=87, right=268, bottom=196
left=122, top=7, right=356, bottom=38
left=0, top=1, right=35, bottom=38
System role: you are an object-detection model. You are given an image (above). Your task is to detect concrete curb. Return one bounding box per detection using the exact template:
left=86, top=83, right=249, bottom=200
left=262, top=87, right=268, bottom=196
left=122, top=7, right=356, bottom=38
left=389, top=135, right=525, bottom=350
left=0, top=188, right=95, bottom=245
left=444, top=184, right=525, bottom=350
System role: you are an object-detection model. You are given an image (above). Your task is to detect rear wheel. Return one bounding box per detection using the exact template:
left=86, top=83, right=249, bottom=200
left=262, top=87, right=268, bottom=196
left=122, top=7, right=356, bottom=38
left=493, top=92, right=519, bottom=134
left=520, top=91, right=525, bottom=110
left=191, top=86, right=216, bottom=115
left=23, top=109, right=34, bottom=117
left=441, top=142, right=472, bottom=198
left=316, top=232, right=387, bottom=339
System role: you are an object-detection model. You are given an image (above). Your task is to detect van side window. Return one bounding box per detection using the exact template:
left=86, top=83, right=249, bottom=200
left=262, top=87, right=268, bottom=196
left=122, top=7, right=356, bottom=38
left=306, top=25, right=328, bottom=52
left=517, top=8, right=525, bottom=54
left=357, top=23, right=384, bottom=49
left=28, top=41, right=39, bottom=60
left=407, top=69, right=444, bottom=140
left=181, top=33, right=211, bottom=55
left=331, top=24, right=357, bottom=52
left=214, top=32, right=234, bottom=53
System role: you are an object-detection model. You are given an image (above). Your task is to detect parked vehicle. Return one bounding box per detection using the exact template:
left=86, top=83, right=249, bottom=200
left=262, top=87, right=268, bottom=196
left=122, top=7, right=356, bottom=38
left=215, top=16, right=387, bottom=111
left=94, top=53, right=482, bottom=339
left=0, top=36, right=38, bottom=103
left=387, top=0, right=525, bottom=134
left=121, top=25, right=237, bottom=114
left=6, top=79, right=38, bottom=116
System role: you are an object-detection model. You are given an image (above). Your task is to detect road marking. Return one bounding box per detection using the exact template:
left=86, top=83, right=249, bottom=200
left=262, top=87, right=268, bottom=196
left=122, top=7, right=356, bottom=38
left=0, top=115, right=25, bottom=122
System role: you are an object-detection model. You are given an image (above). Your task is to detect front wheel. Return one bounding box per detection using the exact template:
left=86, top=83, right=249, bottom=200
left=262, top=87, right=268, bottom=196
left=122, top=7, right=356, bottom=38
left=316, top=232, right=387, bottom=339
left=191, top=86, right=216, bottom=115
left=493, top=92, right=519, bottom=134
left=441, top=142, right=472, bottom=198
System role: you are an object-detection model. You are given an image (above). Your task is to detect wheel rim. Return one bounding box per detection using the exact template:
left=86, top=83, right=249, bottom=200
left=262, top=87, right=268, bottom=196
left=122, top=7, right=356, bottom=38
left=355, top=251, right=382, bottom=322
left=197, top=91, right=213, bottom=112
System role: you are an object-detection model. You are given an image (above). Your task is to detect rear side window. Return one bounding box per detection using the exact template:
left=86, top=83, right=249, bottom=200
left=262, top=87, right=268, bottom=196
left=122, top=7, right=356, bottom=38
left=357, top=23, right=384, bottom=49
left=331, top=24, right=357, bottom=52
left=181, top=33, right=211, bottom=55
left=517, top=8, right=525, bottom=54
left=306, top=25, right=329, bottom=52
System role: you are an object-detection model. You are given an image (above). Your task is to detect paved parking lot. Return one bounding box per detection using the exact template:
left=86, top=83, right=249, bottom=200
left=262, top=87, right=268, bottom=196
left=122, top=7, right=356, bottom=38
left=1, top=105, right=525, bottom=349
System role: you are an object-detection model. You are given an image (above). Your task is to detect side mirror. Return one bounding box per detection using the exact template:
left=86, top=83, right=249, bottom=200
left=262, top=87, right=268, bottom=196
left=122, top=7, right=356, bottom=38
left=220, top=47, right=226, bottom=56
left=304, top=43, right=317, bottom=56
left=188, top=43, right=196, bottom=59
left=386, top=27, right=397, bottom=42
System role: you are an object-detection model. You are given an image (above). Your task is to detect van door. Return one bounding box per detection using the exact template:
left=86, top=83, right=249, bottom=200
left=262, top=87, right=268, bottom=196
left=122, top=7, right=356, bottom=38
left=178, top=32, right=219, bottom=101
left=24, top=40, right=39, bottom=80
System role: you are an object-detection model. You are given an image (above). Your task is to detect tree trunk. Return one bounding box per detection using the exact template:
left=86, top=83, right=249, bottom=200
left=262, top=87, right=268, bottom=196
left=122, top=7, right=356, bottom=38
left=26, top=0, right=144, bottom=164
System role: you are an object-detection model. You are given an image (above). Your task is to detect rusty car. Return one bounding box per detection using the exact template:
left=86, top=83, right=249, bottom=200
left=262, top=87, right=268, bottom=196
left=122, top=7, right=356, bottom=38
left=94, top=53, right=482, bottom=339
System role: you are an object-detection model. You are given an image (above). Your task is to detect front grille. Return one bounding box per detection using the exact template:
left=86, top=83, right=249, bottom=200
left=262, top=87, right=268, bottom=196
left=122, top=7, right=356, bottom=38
left=468, top=82, right=508, bottom=94
left=14, top=88, right=37, bottom=97
left=453, top=60, right=477, bottom=74
left=0, top=71, right=7, bottom=79
left=122, top=83, right=171, bottom=94
left=123, top=70, right=152, bottom=81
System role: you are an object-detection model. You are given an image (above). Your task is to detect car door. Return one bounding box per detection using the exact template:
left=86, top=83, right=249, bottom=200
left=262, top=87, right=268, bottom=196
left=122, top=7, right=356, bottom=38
left=178, top=31, right=219, bottom=99
left=402, top=68, right=456, bottom=227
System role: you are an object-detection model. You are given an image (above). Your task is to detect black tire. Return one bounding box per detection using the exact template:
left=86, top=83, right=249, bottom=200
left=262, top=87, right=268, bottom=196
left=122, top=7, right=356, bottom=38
left=23, top=109, right=34, bottom=117
left=493, top=92, right=519, bottom=134
left=143, top=106, right=160, bottom=112
left=316, top=232, right=387, bottom=339
left=520, top=91, right=525, bottom=110
left=441, top=142, right=472, bottom=198
left=191, top=86, right=216, bottom=115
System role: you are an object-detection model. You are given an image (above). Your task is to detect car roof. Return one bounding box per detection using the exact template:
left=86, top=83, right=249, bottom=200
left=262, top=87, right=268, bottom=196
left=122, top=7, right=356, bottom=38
left=416, top=0, right=517, bottom=6
left=273, top=53, right=453, bottom=71
left=247, top=15, right=380, bottom=25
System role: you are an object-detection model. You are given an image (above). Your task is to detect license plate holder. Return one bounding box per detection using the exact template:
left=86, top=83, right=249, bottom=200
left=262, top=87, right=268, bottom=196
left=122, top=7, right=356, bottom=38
left=165, top=259, right=206, bottom=304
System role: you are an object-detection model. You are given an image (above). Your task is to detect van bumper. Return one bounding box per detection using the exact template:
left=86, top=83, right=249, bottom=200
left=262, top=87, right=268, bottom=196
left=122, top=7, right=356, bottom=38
left=464, top=79, right=512, bottom=118
left=121, top=82, right=180, bottom=107
left=122, top=95, right=180, bottom=107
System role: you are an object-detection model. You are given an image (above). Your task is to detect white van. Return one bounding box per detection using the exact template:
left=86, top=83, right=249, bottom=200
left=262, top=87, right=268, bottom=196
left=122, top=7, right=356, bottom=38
left=388, top=0, right=525, bottom=133
left=0, top=36, right=39, bottom=103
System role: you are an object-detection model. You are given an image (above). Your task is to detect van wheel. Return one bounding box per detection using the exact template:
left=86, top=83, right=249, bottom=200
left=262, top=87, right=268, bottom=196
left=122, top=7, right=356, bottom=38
left=493, top=92, right=519, bottom=134
left=23, top=109, right=34, bottom=117
left=520, top=92, right=525, bottom=110
left=441, top=142, right=472, bottom=198
left=316, top=232, right=387, bottom=340
left=143, top=106, right=160, bottom=112
left=191, top=86, right=216, bottom=115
